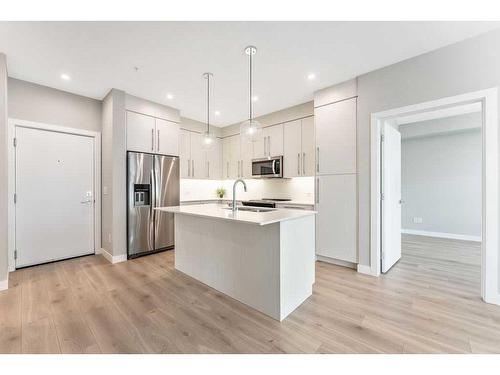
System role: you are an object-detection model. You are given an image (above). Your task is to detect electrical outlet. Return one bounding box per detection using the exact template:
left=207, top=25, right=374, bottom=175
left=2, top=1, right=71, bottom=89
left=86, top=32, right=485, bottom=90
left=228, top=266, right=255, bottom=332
left=413, top=217, right=423, bottom=224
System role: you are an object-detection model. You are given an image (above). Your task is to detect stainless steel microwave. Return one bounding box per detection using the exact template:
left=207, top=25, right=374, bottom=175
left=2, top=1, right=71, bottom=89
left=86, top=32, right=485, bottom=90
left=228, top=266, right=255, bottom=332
left=251, top=156, right=283, bottom=178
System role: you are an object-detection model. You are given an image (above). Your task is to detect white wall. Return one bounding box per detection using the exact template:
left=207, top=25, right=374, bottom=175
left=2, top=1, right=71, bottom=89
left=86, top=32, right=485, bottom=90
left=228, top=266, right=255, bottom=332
left=180, top=177, right=314, bottom=203
left=8, top=78, right=101, bottom=132
left=401, top=125, right=482, bottom=237
left=0, top=54, right=8, bottom=286
left=356, top=28, right=500, bottom=285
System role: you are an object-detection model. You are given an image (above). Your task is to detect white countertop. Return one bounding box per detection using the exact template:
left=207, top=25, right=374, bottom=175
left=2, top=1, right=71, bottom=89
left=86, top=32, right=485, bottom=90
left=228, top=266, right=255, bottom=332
left=180, top=199, right=315, bottom=206
left=156, top=203, right=316, bottom=226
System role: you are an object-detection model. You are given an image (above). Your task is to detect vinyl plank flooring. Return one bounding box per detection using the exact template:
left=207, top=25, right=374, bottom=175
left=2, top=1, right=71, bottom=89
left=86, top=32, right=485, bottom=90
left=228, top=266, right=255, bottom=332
left=2, top=236, right=500, bottom=353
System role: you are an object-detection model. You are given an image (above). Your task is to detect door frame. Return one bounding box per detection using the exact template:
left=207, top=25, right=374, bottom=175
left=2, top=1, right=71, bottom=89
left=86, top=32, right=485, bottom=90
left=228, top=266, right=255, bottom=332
left=368, top=88, right=499, bottom=305
left=7, top=118, right=102, bottom=271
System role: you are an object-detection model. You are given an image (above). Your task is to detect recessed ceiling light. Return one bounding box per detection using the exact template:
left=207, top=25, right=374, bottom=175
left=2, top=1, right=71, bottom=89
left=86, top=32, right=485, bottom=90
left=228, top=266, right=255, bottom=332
left=252, top=96, right=259, bottom=102
left=166, top=93, right=174, bottom=100
left=61, top=73, right=71, bottom=81
left=214, top=110, right=221, bottom=116
left=307, top=73, right=316, bottom=80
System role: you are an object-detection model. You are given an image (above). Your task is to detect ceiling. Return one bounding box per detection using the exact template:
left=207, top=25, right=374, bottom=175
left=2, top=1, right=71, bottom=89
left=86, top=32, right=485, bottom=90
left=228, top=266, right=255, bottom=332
left=0, top=21, right=499, bottom=127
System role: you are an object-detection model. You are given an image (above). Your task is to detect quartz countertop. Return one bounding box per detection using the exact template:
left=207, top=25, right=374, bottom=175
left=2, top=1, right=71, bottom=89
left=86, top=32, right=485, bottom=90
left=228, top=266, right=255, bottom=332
left=156, top=203, right=316, bottom=226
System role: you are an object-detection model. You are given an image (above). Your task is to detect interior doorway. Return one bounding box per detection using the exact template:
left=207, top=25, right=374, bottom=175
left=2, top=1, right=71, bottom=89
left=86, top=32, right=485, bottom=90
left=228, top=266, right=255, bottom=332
left=369, top=88, right=499, bottom=305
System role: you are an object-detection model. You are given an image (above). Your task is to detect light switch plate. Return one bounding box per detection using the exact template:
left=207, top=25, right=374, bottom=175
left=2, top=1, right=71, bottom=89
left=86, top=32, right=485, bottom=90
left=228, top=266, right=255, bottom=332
left=413, top=217, right=423, bottom=224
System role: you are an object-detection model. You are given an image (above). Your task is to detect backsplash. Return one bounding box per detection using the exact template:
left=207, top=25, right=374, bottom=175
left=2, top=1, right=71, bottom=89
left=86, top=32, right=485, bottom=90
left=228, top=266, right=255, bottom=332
left=180, top=177, right=315, bottom=203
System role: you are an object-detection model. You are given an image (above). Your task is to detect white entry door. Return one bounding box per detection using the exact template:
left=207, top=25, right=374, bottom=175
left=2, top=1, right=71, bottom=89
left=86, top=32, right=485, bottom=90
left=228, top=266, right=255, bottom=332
left=381, top=123, right=402, bottom=273
left=15, top=126, right=95, bottom=268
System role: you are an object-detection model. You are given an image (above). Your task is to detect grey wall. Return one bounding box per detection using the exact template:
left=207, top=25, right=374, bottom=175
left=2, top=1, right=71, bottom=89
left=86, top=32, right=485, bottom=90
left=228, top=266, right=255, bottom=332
left=356, top=29, right=500, bottom=278
left=401, top=127, right=482, bottom=237
left=8, top=78, right=101, bottom=132
left=0, top=54, right=8, bottom=284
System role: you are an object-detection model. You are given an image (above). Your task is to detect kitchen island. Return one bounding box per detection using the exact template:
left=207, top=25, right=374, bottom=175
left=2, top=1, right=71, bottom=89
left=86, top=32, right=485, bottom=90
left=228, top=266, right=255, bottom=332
left=156, top=203, right=316, bottom=321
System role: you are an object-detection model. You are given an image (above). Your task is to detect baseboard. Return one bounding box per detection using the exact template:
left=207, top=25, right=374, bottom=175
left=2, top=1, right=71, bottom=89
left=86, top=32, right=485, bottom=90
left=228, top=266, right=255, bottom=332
left=316, top=254, right=357, bottom=269
left=401, top=229, right=482, bottom=242
left=357, top=264, right=377, bottom=276
left=0, top=278, right=8, bottom=291
left=99, top=248, right=127, bottom=264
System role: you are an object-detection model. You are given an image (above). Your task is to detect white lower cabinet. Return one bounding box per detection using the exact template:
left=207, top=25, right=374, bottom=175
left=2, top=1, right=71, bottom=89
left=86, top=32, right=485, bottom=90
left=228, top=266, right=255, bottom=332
left=315, top=174, right=357, bottom=263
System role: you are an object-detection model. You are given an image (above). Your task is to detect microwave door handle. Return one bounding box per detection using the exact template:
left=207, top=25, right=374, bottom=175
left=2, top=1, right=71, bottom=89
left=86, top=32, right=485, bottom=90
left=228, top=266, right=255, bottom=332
left=272, top=159, right=276, bottom=175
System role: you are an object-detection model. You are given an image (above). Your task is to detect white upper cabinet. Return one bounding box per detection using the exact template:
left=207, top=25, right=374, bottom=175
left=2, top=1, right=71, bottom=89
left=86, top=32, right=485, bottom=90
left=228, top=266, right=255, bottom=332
left=155, top=118, right=179, bottom=156
left=315, top=174, right=357, bottom=263
left=126, top=111, right=180, bottom=156
left=222, top=135, right=239, bottom=179
left=283, top=117, right=315, bottom=178
left=205, top=138, right=222, bottom=180
left=126, top=111, right=156, bottom=153
left=253, top=124, right=284, bottom=159
left=315, top=97, right=357, bottom=175
left=239, top=136, right=253, bottom=178
left=179, top=129, right=191, bottom=178
left=283, top=119, right=302, bottom=178
left=301, top=116, right=315, bottom=176
left=190, top=132, right=205, bottom=179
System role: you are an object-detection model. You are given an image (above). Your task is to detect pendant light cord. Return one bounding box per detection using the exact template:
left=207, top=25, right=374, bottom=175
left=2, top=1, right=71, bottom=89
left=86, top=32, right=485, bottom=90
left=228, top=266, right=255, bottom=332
left=249, top=51, right=253, bottom=121
left=207, top=73, right=210, bottom=133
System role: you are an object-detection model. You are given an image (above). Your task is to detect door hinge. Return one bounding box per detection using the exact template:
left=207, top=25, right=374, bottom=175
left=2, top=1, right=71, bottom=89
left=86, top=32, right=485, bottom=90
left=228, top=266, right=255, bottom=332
left=13, top=137, right=17, bottom=147
left=14, top=193, right=17, bottom=204
left=14, top=250, right=17, bottom=260
left=381, top=134, right=384, bottom=142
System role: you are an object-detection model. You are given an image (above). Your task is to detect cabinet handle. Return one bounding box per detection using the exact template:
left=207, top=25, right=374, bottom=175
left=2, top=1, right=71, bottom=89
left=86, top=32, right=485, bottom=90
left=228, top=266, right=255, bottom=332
left=207, top=161, right=210, bottom=178
left=316, top=147, right=320, bottom=173
left=192, top=160, right=195, bottom=177
left=303, top=152, right=306, bottom=175
left=151, top=129, right=154, bottom=151
left=188, top=159, right=191, bottom=177
left=268, top=136, right=271, bottom=156
left=297, top=153, right=300, bottom=175
left=157, top=129, right=160, bottom=152
left=316, top=178, right=320, bottom=204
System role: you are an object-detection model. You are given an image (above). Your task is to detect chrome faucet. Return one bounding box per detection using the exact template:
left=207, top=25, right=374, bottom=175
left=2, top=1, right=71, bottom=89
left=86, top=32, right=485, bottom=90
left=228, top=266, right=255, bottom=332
left=232, top=179, right=247, bottom=212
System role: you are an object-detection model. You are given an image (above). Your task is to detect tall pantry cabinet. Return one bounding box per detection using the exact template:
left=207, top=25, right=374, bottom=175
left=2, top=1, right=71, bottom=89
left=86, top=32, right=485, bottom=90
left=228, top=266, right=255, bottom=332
left=314, top=79, right=358, bottom=265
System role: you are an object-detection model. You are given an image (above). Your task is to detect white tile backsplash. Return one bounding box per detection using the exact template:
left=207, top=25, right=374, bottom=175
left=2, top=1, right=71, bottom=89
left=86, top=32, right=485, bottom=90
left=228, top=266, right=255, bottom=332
left=180, top=177, right=314, bottom=203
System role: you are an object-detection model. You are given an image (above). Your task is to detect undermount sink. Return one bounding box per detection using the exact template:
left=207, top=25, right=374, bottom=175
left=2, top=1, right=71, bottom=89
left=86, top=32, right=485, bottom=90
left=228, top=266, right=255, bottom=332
left=224, top=206, right=277, bottom=213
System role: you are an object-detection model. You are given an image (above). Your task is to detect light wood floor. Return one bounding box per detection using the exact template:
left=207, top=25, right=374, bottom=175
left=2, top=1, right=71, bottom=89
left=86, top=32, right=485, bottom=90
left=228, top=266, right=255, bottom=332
left=1, top=234, right=500, bottom=353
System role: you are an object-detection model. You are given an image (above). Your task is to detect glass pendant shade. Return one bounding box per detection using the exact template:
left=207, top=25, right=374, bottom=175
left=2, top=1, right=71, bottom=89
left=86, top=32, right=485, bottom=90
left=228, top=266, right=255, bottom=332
left=201, top=129, right=216, bottom=150
left=240, top=118, right=263, bottom=143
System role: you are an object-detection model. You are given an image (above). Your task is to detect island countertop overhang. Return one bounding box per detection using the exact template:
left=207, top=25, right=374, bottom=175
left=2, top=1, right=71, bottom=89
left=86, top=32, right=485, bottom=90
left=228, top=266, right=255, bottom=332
left=155, top=203, right=316, bottom=226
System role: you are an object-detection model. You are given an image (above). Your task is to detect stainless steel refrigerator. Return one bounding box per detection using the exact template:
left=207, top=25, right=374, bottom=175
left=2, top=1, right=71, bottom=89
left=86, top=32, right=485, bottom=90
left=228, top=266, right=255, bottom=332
left=127, top=151, right=180, bottom=259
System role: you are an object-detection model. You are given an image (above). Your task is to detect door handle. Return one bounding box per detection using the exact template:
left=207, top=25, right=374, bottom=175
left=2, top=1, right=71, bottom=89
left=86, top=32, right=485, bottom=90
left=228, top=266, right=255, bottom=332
left=303, top=152, right=306, bottom=175
left=316, top=178, right=319, bottom=204
left=151, top=129, right=154, bottom=151
left=157, top=129, right=160, bottom=152
left=297, top=153, right=300, bottom=175
left=316, top=147, right=320, bottom=173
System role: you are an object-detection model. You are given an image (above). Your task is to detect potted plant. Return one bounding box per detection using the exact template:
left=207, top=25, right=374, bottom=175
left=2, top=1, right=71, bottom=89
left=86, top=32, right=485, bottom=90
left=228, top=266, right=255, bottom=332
left=216, top=187, right=226, bottom=199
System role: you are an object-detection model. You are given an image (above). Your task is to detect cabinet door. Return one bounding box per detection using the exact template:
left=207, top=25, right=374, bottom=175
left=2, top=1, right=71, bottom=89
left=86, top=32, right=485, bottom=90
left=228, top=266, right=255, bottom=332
left=239, top=135, right=253, bottom=178
left=283, top=119, right=302, bottom=178
left=301, top=116, right=315, bottom=176
left=222, top=136, right=238, bottom=179
left=126, top=111, right=155, bottom=153
left=316, top=174, right=357, bottom=263
left=179, top=129, right=191, bottom=178
left=315, top=97, right=356, bottom=175
left=156, top=118, right=179, bottom=156
left=253, top=132, right=266, bottom=159
left=206, top=138, right=222, bottom=179
left=266, top=124, right=284, bottom=157
left=190, top=132, right=205, bottom=179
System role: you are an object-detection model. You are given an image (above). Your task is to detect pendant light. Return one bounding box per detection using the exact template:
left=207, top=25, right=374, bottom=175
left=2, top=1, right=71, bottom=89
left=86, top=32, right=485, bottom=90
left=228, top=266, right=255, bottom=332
left=240, top=45, right=262, bottom=143
left=201, top=72, right=216, bottom=149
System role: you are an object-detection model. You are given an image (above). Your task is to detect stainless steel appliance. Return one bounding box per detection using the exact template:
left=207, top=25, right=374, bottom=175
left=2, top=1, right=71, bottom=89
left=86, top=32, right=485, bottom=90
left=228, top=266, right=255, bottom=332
left=242, top=198, right=292, bottom=208
left=127, top=151, right=180, bottom=259
left=251, top=156, right=283, bottom=178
